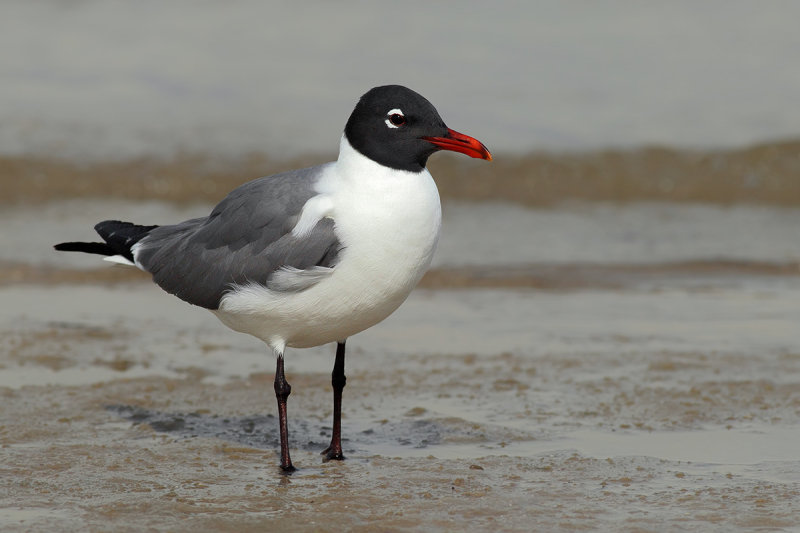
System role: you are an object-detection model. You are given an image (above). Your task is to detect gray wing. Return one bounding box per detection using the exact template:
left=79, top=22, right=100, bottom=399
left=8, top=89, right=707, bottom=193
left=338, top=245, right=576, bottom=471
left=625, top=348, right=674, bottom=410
left=135, top=163, right=342, bottom=309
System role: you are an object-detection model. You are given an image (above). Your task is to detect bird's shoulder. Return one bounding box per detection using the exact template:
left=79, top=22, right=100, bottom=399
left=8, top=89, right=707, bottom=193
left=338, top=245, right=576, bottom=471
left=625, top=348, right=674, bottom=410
left=200, top=162, right=333, bottom=247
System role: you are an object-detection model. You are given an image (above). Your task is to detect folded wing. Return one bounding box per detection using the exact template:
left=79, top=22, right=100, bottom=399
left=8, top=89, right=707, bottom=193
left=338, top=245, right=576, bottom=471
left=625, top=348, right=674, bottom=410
left=135, top=164, right=342, bottom=309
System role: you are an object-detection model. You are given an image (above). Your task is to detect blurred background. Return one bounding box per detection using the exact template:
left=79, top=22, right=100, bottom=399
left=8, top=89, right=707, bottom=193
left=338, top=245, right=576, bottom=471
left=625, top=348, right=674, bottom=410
left=2, top=0, right=800, bottom=205
left=2, top=2, right=800, bottom=530
left=4, top=0, right=800, bottom=156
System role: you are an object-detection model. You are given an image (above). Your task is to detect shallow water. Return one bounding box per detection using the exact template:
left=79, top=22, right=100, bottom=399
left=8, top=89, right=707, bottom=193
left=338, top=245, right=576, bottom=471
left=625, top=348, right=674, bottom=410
left=4, top=2, right=800, bottom=159
left=2, top=200, right=800, bottom=531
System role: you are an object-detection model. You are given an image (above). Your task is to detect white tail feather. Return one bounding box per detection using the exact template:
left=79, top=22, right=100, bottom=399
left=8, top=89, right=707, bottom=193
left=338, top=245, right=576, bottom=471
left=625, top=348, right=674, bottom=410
left=103, top=255, right=136, bottom=266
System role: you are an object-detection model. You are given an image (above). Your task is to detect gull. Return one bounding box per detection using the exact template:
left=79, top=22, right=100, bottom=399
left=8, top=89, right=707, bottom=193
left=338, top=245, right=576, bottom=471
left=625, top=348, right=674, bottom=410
left=55, top=85, right=492, bottom=471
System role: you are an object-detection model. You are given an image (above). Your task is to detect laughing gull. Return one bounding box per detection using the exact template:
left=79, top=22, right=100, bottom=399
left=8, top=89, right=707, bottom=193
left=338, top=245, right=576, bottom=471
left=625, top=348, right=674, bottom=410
left=55, top=85, right=492, bottom=472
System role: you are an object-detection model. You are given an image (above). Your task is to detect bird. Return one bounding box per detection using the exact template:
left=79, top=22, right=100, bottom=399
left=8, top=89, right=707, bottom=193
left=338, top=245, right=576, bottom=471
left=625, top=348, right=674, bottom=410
left=55, top=84, right=492, bottom=472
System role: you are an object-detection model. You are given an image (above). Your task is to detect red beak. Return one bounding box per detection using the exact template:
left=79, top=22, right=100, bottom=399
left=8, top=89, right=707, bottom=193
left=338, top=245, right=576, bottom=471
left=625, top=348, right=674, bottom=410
left=422, top=128, right=493, bottom=161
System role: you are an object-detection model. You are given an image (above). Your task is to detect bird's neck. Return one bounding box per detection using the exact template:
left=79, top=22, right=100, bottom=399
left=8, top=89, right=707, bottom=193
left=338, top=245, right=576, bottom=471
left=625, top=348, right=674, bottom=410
left=336, top=135, right=423, bottom=180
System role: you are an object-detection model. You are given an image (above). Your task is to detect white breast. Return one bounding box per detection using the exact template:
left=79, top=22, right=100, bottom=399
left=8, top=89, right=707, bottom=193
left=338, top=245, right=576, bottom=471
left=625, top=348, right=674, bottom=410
left=214, top=136, right=442, bottom=351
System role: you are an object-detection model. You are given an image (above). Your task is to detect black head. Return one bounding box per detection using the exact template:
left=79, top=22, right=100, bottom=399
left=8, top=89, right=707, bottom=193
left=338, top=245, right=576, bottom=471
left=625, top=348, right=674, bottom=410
left=344, top=85, right=492, bottom=173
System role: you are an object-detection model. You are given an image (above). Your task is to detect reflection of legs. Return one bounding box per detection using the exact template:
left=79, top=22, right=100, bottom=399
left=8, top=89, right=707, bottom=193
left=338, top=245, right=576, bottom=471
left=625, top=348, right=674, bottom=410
left=322, top=341, right=346, bottom=461
left=273, top=352, right=295, bottom=472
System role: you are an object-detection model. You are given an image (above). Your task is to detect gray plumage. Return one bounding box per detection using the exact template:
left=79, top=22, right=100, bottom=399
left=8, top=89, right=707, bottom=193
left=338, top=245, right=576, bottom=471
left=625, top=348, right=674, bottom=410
left=134, top=164, right=342, bottom=310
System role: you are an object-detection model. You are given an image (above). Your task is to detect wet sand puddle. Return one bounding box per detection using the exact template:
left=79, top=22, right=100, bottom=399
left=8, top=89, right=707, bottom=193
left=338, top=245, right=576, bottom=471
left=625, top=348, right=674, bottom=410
left=2, top=202, right=800, bottom=531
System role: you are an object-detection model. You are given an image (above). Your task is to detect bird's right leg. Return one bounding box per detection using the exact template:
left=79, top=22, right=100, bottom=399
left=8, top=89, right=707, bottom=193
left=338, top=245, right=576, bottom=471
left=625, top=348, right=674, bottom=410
left=273, top=351, right=295, bottom=472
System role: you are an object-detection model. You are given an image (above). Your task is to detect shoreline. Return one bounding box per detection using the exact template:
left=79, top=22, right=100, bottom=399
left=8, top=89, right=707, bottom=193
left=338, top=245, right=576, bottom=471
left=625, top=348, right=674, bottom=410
left=3, top=259, right=800, bottom=291
left=2, top=138, right=800, bottom=207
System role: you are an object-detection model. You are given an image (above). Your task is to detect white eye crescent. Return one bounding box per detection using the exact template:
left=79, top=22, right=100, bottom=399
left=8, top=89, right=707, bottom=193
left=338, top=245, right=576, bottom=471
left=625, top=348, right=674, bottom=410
left=385, top=108, right=406, bottom=128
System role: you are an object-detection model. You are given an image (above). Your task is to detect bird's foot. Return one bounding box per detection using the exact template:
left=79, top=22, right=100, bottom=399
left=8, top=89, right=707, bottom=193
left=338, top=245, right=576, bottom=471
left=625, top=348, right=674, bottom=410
left=279, top=463, right=297, bottom=475
left=321, top=446, right=345, bottom=462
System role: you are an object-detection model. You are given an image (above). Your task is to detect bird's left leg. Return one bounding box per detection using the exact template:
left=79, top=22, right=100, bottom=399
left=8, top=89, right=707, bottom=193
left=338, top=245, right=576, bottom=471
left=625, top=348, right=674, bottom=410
left=322, top=340, right=346, bottom=461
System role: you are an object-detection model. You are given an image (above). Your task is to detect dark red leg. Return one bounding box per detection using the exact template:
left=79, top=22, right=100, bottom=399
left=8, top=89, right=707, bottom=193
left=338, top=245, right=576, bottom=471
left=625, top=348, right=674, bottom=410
left=274, top=353, right=296, bottom=472
left=322, top=341, right=346, bottom=461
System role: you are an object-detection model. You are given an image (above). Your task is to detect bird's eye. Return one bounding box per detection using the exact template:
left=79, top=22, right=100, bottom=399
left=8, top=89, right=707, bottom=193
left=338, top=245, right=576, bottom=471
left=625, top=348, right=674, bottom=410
left=385, top=109, right=406, bottom=129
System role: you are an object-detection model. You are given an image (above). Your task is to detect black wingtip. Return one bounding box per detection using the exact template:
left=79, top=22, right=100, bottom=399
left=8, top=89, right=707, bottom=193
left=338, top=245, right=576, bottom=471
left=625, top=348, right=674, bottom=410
left=54, top=242, right=116, bottom=256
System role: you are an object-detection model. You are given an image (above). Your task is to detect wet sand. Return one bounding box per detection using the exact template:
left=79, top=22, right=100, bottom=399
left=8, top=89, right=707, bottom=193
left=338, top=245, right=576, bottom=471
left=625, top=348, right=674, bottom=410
left=2, top=197, right=800, bottom=531
left=2, top=284, right=800, bottom=531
